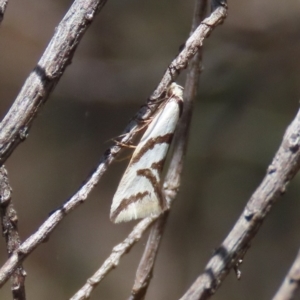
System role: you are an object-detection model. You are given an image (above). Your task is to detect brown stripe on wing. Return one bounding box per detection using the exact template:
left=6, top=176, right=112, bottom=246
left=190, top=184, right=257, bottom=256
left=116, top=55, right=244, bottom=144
left=111, top=167, right=167, bottom=222
left=136, top=168, right=166, bottom=210
left=110, top=191, right=150, bottom=222
left=131, top=133, right=174, bottom=165
left=151, top=159, right=165, bottom=172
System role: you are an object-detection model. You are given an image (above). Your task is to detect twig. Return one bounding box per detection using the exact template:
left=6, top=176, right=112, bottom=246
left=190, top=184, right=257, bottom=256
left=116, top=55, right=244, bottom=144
left=128, top=213, right=169, bottom=300
left=0, top=3, right=227, bottom=289
left=192, top=0, right=209, bottom=30
left=0, top=166, right=26, bottom=300
left=127, top=1, right=210, bottom=299
left=272, top=248, right=300, bottom=300
left=179, top=108, right=300, bottom=300
left=0, top=0, right=108, bottom=165
left=70, top=216, right=157, bottom=300
left=0, top=0, right=8, bottom=24
left=149, top=5, right=227, bottom=102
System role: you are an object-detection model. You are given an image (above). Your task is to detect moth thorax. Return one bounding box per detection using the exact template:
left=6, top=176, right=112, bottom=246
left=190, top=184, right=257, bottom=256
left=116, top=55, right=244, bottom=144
left=167, top=83, right=183, bottom=98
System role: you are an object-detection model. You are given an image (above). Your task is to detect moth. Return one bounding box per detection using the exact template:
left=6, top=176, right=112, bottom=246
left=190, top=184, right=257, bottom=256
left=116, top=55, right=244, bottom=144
left=110, top=83, right=184, bottom=223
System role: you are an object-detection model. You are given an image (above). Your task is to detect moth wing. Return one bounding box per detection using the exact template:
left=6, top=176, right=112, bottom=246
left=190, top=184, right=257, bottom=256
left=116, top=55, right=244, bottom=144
left=110, top=94, right=182, bottom=223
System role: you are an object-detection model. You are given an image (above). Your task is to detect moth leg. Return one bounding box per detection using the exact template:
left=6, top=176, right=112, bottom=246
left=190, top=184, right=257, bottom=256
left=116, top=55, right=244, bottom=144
left=113, top=139, right=136, bottom=149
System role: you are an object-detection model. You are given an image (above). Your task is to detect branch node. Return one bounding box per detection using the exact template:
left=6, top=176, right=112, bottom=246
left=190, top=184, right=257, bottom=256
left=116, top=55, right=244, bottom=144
left=18, top=126, right=29, bottom=141
left=233, top=259, right=243, bottom=280
left=87, top=278, right=98, bottom=287
left=267, top=164, right=277, bottom=174
left=243, top=208, right=255, bottom=221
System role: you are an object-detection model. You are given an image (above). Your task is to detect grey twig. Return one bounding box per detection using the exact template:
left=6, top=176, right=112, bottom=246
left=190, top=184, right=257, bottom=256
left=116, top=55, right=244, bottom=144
left=0, top=3, right=227, bottom=290
left=127, top=1, right=210, bottom=299
left=70, top=217, right=157, bottom=300
left=180, top=108, right=300, bottom=300
left=149, top=5, right=227, bottom=102
left=0, top=0, right=8, bottom=23
left=0, top=0, right=108, bottom=165
left=272, top=248, right=300, bottom=300
left=0, top=166, right=26, bottom=300
left=127, top=213, right=169, bottom=300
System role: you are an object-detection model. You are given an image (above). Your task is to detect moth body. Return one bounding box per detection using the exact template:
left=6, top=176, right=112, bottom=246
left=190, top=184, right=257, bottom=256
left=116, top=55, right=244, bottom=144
left=110, top=83, right=183, bottom=223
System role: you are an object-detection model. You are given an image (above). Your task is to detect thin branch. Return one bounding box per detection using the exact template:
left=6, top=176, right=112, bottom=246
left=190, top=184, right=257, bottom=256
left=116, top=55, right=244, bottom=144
left=272, top=248, right=300, bottom=300
left=0, top=3, right=26, bottom=297
left=180, top=108, right=300, bottom=300
left=165, top=0, right=208, bottom=190
left=127, top=1, right=210, bottom=299
left=0, top=4, right=227, bottom=289
left=191, top=0, right=209, bottom=31
left=70, top=216, right=157, bottom=300
left=127, top=213, right=169, bottom=300
left=211, top=0, right=227, bottom=11
left=149, top=5, right=227, bottom=102
left=0, top=166, right=26, bottom=300
left=0, top=0, right=8, bottom=24
left=0, top=0, right=108, bottom=165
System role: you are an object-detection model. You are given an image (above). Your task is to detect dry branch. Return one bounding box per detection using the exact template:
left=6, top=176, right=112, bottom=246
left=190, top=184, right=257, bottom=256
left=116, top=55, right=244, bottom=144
left=149, top=5, right=226, bottom=102
left=127, top=0, right=210, bottom=299
left=0, top=0, right=108, bottom=165
left=70, top=217, right=156, bottom=300
left=0, top=166, right=26, bottom=300
left=0, top=1, right=227, bottom=291
left=180, top=108, right=300, bottom=300
left=128, top=213, right=169, bottom=300
left=272, top=248, right=300, bottom=300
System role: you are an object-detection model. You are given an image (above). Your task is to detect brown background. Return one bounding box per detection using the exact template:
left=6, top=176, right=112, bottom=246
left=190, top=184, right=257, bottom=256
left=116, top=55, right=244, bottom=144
left=0, top=0, right=300, bottom=299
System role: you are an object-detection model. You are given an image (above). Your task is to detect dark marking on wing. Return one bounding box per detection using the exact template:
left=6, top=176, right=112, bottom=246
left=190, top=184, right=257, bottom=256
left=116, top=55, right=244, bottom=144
left=110, top=191, right=150, bottom=222
left=136, top=168, right=165, bottom=209
left=110, top=167, right=167, bottom=222
left=151, top=159, right=165, bottom=172
left=131, top=133, right=173, bottom=164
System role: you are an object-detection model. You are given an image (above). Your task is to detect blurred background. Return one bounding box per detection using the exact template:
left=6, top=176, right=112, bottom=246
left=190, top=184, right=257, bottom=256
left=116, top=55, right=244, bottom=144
left=0, top=0, right=300, bottom=299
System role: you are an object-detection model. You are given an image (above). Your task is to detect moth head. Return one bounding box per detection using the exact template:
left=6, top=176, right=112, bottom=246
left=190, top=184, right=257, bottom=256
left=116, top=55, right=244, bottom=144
left=167, top=82, right=183, bottom=98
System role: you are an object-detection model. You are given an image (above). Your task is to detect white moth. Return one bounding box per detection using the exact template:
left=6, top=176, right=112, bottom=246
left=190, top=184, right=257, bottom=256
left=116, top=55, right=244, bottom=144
left=110, top=83, right=184, bottom=223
